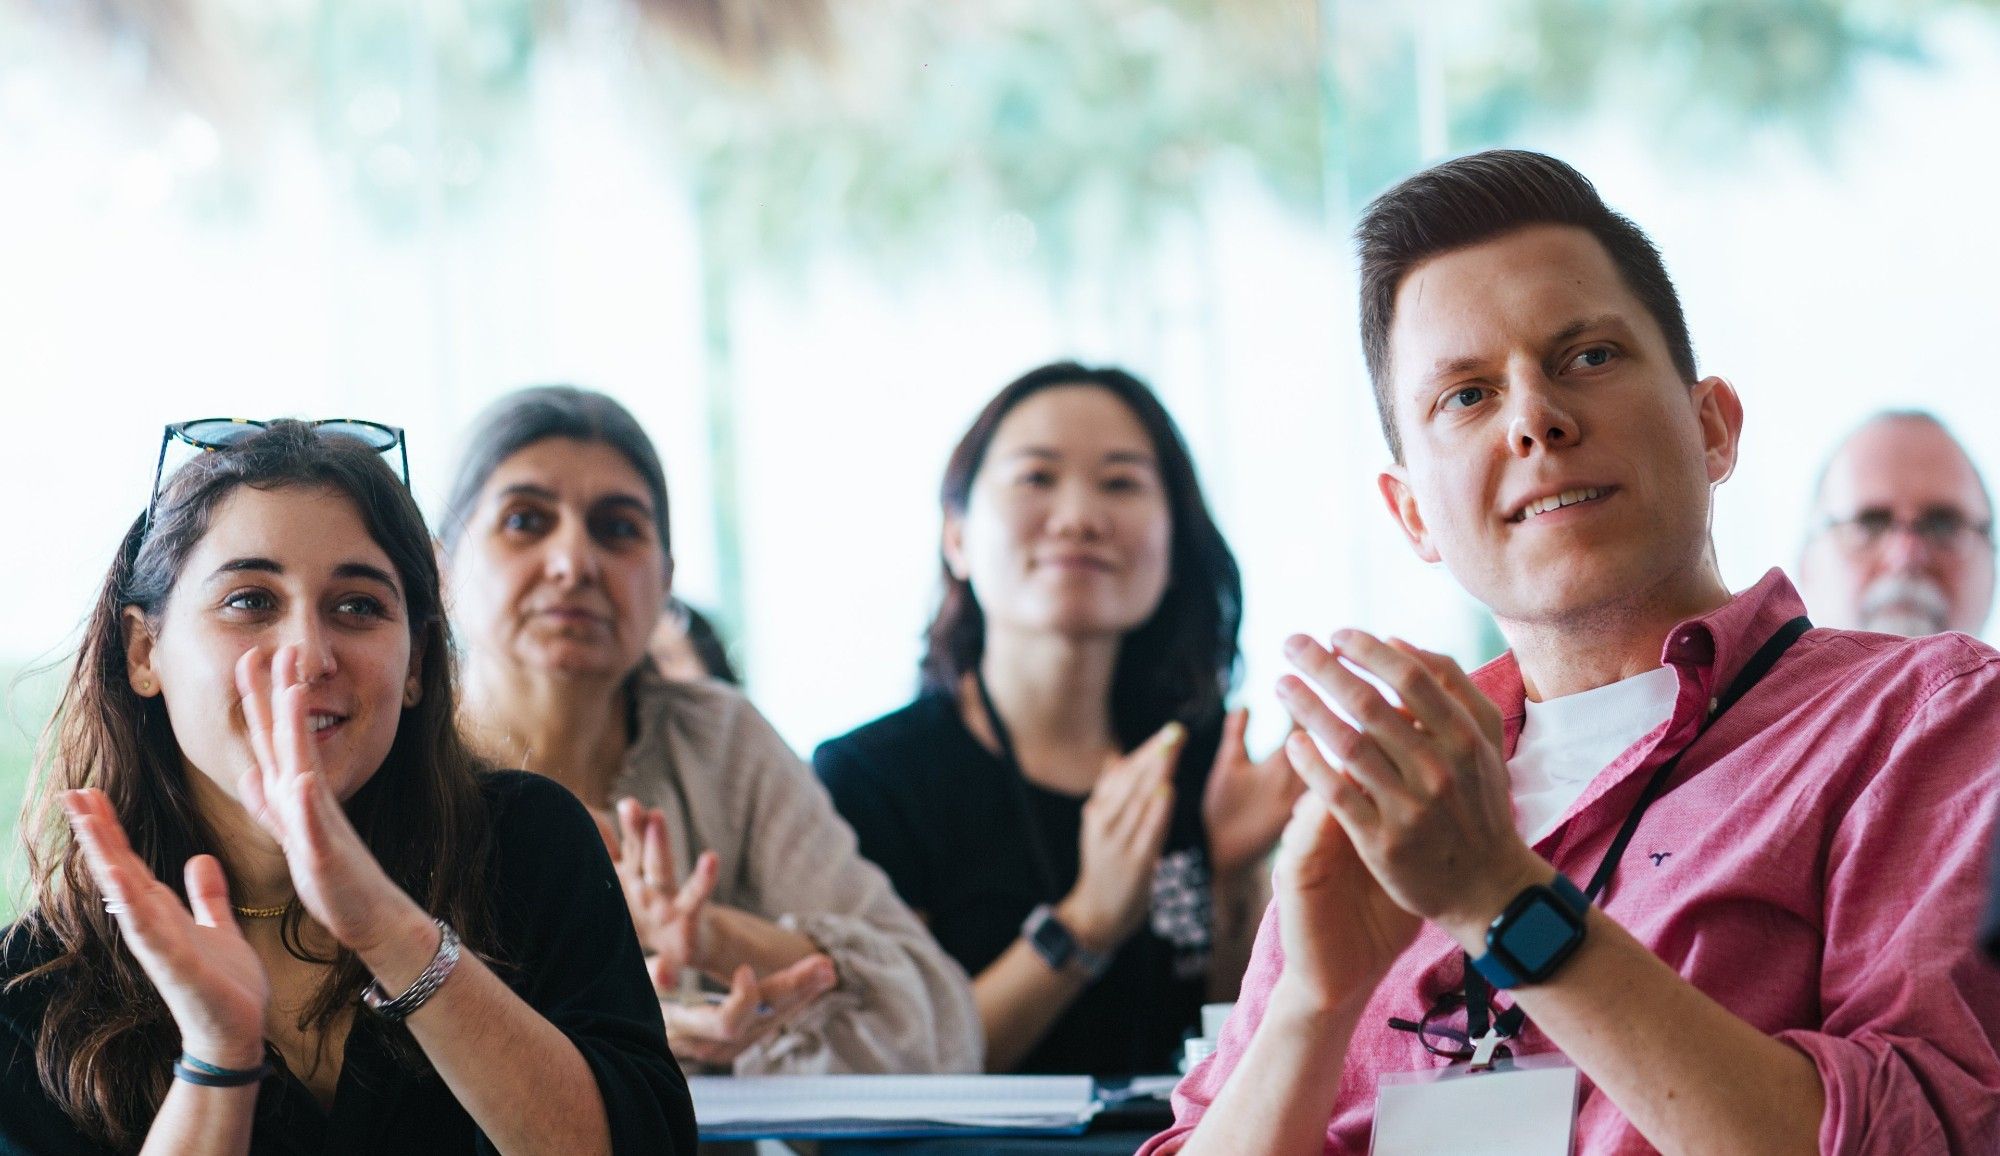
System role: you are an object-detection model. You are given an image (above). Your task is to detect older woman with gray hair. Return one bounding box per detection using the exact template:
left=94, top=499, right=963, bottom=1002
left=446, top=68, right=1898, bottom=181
left=437, top=385, right=979, bottom=1075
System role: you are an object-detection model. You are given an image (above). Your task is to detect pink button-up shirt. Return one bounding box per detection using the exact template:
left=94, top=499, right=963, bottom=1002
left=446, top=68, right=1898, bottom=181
left=1141, top=571, right=2000, bottom=1155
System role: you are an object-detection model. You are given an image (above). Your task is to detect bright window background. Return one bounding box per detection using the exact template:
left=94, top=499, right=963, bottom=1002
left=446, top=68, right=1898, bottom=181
left=3, top=1, right=1998, bottom=905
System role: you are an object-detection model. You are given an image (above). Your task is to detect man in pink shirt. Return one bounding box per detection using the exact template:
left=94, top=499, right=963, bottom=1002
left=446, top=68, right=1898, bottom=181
left=1144, top=150, right=2000, bottom=1155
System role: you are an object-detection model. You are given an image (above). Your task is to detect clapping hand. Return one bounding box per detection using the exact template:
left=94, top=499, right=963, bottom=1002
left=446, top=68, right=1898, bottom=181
left=597, top=799, right=720, bottom=991
left=1276, top=632, right=1550, bottom=942
left=660, top=956, right=838, bottom=1068
left=1202, top=707, right=1308, bottom=878
left=1269, top=792, right=1421, bottom=1012
left=1056, top=721, right=1184, bottom=953
left=234, top=643, right=424, bottom=957
left=65, top=789, right=270, bottom=1070
left=598, top=798, right=838, bottom=1066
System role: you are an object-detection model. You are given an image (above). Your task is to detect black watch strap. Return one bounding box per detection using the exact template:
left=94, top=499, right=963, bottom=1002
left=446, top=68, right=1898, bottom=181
left=1022, top=904, right=1112, bottom=981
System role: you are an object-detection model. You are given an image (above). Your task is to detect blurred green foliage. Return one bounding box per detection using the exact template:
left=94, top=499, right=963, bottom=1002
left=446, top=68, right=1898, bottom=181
left=0, top=665, right=63, bottom=923
left=21, top=0, right=1993, bottom=266
left=656, top=1, right=1325, bottom=276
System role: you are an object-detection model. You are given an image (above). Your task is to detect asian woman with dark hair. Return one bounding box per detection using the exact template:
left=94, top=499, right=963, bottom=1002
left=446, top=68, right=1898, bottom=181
left=0, top=420, right=693, bottom=1154
left=816, top=362, right=1302, bottom=1075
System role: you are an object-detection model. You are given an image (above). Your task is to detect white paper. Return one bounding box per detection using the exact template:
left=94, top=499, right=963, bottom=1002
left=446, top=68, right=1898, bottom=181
left=689, top=1074, right=1098, bottom=1132
left=1371, top=1057, right=1578, bottom=1156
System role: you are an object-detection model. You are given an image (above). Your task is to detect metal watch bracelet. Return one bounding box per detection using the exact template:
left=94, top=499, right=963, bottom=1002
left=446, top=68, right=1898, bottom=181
left=361, top=918, right=461, bottom=1022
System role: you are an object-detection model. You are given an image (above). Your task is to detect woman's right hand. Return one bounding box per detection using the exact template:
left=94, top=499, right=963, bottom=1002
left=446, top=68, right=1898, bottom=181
left=65, top=789, right=271, bottom=1070
left=1056, top=722, right=1185, bottom=954
left=597, top=799, right=720, bottom=990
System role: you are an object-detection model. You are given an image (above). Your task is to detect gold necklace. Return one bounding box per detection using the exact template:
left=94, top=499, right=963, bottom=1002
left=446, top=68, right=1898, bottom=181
left=232, top=900, right=292, bottom=920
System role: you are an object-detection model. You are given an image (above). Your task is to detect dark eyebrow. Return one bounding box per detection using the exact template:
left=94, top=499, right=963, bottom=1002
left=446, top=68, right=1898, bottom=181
left=1425, top=313, right=1637, bottom=385
left=206, top=557, right=400, bottom=597
left=334, top=562, right=402, bottom=595
left=1003, top=447, right=1158, bottom=468
left=589, top=493, right=655, bottom=518
left=501, top=482, right=653, bottom=519
left=210, top=558, right=283, bottom=582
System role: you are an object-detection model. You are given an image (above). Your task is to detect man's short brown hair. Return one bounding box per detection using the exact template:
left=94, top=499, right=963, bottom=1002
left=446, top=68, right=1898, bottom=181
left=1356, top=149, right=1698, bottom=460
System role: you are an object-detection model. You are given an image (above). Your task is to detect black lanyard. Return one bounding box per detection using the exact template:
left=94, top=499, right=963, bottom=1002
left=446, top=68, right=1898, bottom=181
left=1464, top=614, right=1813, bottom=1045
left=973, top=669, right=1072, bottom=901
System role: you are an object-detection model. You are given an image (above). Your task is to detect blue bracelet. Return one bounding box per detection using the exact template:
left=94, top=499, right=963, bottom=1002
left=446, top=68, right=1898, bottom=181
left=173, top=1051, right=269, bottom=1088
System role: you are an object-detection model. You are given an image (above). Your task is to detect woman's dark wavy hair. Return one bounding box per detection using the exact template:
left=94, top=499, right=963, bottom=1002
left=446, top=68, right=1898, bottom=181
left=921, top=362, right=1242, bottom=746
left=4, top=422, right=497, bottom=1151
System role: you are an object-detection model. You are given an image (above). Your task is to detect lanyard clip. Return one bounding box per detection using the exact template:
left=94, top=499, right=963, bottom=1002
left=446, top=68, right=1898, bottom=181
left=1468, top=1028, right=1506, bottom=1071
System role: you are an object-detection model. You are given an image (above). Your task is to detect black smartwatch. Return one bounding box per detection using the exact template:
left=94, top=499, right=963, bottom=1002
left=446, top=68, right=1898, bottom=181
left=1022, top=904, right=1112, bottom=981
left=1469, top=873, right=1589, bottom=990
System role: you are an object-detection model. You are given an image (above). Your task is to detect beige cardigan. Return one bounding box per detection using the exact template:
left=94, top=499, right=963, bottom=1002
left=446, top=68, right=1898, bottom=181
left=615, top=668, right=981, bottom=1075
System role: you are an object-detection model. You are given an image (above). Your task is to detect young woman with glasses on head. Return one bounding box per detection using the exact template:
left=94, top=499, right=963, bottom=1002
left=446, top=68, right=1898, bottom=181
left=0, top=420, right=695, bottom=1155
left=814, top=362, right=1302, bottom=1075
left=437, top=385, right=978, bottom=1076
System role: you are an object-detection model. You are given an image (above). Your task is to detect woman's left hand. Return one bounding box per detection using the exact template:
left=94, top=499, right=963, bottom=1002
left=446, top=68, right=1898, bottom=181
left=662, top=955, right=838, bottom=1069
left=1202, top=707, right=1308, bottom=878
left=235, top=642, right=422, bottom=955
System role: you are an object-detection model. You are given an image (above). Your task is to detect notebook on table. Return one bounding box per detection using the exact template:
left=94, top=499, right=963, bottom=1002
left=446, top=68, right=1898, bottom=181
left=690, top=1074, right=1100, bottom=1141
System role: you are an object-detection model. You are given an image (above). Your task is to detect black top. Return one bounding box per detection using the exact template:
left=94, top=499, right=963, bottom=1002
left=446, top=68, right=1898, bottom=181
left=1985, top=798, right=2000, bottom=963
left=814, top=693, right=1220, bottom=1077
left=0, top=771, right=695, bottom=1156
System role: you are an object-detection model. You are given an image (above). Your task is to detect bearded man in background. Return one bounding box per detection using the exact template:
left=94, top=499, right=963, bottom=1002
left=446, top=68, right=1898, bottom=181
left=1799, top=411, right=1993, bottom=638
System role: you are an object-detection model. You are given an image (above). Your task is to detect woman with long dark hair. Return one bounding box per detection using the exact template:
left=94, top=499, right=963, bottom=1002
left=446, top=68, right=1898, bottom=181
left=815, top=362, right=1302, bottom=1074
left=0, top=420, right=693, bottom=1154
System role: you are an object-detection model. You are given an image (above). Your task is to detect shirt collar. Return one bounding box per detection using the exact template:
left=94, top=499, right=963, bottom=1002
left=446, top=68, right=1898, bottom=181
left=1470, top=568, right=1808, bottom=758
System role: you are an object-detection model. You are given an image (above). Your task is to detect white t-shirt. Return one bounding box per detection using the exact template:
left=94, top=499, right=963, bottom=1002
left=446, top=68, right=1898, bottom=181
left=1509, top=666, right=1680, bottom=844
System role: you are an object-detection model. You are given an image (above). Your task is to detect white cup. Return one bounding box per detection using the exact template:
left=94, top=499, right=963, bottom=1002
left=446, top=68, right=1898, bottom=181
left=1181, top=1036, right=1217, bottom=1073
left=1200, top=1001, right=1235, bottom=1042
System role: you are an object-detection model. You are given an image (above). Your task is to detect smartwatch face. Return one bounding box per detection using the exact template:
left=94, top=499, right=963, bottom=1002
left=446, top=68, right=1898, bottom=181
left=1492, top=889, right=1585, bottom=981
left=1027, top=912, right=1073, bottom=967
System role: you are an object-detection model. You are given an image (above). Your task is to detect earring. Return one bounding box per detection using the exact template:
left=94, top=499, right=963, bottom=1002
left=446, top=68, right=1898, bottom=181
left=135, top=679, right=152, bottom=694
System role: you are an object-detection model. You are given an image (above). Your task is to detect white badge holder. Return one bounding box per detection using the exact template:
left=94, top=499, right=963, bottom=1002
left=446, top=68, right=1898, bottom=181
left=1370, top=1051, right=1579, bottom=1156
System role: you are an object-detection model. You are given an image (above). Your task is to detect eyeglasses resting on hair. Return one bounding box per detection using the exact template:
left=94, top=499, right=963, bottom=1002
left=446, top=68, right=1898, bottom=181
left=1818, top=506, right=1995, bottom=555
left=145, top=418, right=409, bottom=533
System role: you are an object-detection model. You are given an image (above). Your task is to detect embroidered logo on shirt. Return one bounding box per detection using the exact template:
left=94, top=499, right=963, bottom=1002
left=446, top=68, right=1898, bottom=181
left=1151, top=847, right=1212, bottom=978
left=1649, top=852, right=1673, bottom=866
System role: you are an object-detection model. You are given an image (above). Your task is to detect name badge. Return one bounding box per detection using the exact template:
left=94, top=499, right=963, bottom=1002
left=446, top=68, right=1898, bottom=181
left=1371, top=1053, right=1578, bottom=1155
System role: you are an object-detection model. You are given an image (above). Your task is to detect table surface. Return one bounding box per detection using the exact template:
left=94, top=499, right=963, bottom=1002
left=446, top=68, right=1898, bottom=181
left=819, top=1130, right=1153, bottom=1156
